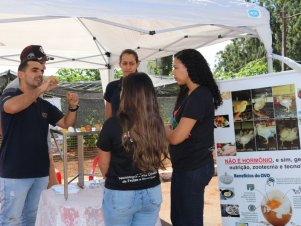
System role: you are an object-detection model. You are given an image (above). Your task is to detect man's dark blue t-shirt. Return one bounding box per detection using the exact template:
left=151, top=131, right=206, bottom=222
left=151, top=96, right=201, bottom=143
left=0, top=89, right=64, bottom=178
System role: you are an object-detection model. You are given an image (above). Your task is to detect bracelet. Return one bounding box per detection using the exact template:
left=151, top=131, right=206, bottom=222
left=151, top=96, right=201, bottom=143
left=68, top=105, right=79, bottom=112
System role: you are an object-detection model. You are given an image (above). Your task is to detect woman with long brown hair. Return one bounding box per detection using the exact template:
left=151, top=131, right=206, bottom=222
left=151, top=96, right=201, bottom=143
left=97, top=72, right=169, bottom=226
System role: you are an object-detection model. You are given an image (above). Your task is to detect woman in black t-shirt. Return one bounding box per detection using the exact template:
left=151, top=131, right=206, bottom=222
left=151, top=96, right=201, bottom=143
left=97, top=72, right=169, bottom=226
left=165, top=49, right=223, bottom=226
left=104, top=49, right=140, bottom=119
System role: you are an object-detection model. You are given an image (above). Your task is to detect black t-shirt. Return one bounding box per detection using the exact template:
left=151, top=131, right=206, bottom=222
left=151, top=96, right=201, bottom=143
left=170, top=86, right=214, bottom=171
left=97, top=117, right=160, bottom=190
left=0, top=89, right=64, bottom=178
left=104, top=78, right=122, bottom=116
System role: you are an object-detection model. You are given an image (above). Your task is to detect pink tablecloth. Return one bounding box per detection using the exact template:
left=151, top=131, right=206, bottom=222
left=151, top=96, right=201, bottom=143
left=35, top=183, right=162, bottom=226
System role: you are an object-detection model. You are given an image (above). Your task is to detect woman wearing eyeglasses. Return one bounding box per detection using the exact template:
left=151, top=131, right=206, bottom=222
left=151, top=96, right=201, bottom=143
left=104, top=49, right=140, bottom=120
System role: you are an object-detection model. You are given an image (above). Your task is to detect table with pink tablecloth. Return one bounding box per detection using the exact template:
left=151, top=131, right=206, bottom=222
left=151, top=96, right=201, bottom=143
left=35, top=183, right=162, bottom=226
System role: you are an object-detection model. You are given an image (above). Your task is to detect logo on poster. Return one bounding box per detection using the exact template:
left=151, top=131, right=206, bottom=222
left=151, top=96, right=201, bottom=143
left=248, top=9, right=260, bottom=18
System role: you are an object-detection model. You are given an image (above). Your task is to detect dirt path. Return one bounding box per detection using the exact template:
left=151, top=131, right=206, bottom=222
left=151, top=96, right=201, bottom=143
left=53, top=158, right=222, bottom=225
left=160, top=176, right=222, bottom=225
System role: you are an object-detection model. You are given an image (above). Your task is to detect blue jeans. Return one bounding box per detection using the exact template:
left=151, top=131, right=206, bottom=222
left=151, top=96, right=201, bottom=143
left=103, top=185, right=162, bottom=226
left=0, top=176, right=49, bottom=226
left=171, top=159, right=214, bottom=226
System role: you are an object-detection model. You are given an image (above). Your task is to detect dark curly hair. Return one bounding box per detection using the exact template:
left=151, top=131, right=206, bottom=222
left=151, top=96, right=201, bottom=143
left=174, top=49, right=222, bottom=109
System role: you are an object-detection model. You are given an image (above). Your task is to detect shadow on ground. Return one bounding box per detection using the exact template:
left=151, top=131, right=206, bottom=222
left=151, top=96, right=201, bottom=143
left=161, top=219, right=172, bottom=226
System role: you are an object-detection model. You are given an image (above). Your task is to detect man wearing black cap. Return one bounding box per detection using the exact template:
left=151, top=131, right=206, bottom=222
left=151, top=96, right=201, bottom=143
left=0, top=48, right=78, bottom=225
left=3, top=45, right=59, bottom=188
left=20, top=45, right=54, bottom=62
left=5, top=45, right=54, bottom=90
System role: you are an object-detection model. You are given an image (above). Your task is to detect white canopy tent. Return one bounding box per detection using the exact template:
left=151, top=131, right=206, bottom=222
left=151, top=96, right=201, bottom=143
left=1, top=0, right=299, bottom=89
left=0, top=1, right=272, bottom=67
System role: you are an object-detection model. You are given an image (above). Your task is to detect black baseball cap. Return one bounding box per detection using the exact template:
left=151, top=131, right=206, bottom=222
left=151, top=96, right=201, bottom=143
left=20, top=45, right=54, bottom=62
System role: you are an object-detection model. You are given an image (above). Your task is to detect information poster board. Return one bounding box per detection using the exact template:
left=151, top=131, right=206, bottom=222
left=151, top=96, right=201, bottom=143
left=214, top=71, right=301, bottom=226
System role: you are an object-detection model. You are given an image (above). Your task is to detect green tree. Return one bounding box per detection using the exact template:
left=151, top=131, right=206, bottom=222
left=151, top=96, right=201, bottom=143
left=214, top=0, right=301, bottom=79
left=147, top=60, right=162, bottom=75
left=114, top=68, right=123, bottom=79
left=214, top=38, right=266, bottom=75
left=215, top=58, right=268, bottom=80
left=161, top=55, right=173, bottom=75
left=146, top=55, right=173, bottom=76
left=56, top=68, right=100, bottom=82
left=271, top=0, right=301, bottom=63
left=235, top=58, right=268, bottom=77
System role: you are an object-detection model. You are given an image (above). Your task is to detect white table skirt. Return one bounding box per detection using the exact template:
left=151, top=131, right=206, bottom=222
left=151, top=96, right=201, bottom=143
left=35, top=183, right=162, bottom=226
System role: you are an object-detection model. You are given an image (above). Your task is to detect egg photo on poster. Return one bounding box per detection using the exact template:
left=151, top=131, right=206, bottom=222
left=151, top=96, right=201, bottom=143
left=221, top=204, right=240, bottom=217
left=214, top=115, right=230, bottom=128
left=261, top=190, right=292, bottom=226
left=216, top=142, right=236, bottom=156
left=220, top=187, right=235, bottom=200
left=235, top=223, right=248, bottom=226
left=221, top=91, right=231, bottom=101
left=219, top=172, right=233, bottom=185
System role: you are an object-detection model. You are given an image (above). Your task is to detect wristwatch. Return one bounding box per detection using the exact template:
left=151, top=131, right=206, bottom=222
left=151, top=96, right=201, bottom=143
left=68, top=105, right=79, bottom=112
